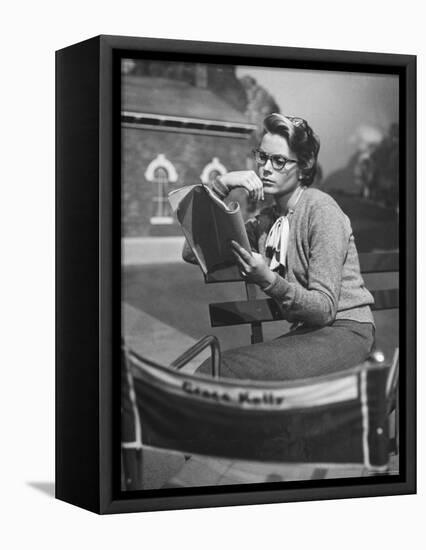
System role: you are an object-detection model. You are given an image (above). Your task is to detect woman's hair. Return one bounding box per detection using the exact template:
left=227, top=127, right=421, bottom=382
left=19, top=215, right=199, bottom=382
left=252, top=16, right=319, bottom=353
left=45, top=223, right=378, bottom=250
left=263, top=113, right=320, bottom=186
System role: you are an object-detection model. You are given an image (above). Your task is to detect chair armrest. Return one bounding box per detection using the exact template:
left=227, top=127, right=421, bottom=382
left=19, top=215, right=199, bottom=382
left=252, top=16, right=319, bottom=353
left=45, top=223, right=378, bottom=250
left=170, top=335, right=222, bottom=378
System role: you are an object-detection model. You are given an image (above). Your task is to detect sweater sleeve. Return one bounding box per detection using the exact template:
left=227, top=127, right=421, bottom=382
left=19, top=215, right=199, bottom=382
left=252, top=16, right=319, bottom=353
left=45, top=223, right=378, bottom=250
left=263, top=203, right=351, bottom=327
left=210, top=175, right=231, bottom=199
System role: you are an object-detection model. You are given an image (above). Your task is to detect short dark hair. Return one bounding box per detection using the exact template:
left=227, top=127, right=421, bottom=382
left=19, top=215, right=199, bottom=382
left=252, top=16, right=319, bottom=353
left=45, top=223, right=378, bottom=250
left=263, top=113, right=320, bottom=186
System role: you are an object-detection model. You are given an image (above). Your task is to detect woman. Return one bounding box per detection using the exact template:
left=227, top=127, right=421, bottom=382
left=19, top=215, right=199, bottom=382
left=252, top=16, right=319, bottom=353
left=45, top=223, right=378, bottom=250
left=185, top=113, right=375, bottom=381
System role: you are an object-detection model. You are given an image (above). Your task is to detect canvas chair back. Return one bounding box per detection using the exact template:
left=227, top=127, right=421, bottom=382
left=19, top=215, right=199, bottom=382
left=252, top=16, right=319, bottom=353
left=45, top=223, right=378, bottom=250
left=125, top=348, right=390, bottom=471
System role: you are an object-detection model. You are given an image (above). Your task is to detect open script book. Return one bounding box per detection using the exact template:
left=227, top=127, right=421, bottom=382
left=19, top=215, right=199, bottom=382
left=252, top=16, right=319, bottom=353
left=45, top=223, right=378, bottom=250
left=168, top=184, right=251, bottom=280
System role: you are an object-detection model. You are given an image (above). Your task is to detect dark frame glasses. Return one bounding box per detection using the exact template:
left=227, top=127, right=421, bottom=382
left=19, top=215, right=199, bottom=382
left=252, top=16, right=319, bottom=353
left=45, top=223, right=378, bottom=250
left=252, top=148, right=298, bottom=171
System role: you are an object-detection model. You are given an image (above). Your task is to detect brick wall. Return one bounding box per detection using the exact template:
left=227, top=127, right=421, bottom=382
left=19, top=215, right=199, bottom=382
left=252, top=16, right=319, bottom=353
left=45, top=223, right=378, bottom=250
left=122, top=126, right=252, bottom=237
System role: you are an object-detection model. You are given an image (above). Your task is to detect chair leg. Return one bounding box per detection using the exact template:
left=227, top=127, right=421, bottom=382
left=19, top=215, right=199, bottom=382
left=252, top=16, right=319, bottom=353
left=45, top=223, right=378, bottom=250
left=388, top=387, right=399, bottom=460
left=395, top=385, right=399, bottom=455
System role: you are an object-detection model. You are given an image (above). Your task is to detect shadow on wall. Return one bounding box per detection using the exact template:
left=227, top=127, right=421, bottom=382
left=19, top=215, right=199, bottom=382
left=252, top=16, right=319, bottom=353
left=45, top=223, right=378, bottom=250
left=319, top=123, right=399, bottom=252
left=317, top=164, right=399, bottom=252
left=322, top=191, right=398, bottom=252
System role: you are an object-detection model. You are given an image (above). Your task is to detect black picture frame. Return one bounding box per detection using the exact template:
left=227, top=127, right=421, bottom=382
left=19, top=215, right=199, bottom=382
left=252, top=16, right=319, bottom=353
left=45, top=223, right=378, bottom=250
left=56, top=34, right=416, bottom=514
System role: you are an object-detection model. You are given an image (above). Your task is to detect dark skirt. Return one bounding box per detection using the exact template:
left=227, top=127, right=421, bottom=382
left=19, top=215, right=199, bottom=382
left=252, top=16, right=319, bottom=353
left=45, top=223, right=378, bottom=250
left=197, top=319, right=375, bottom=381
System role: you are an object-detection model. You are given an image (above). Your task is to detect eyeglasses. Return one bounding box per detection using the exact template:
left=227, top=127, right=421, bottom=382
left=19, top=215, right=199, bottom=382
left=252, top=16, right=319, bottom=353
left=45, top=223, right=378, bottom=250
left=252, top=149, right=298, bottom=171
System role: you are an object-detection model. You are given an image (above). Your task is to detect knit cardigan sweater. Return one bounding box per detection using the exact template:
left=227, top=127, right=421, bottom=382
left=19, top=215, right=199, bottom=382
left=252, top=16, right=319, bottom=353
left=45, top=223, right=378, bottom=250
left=210, top=182, right=375, bottom=328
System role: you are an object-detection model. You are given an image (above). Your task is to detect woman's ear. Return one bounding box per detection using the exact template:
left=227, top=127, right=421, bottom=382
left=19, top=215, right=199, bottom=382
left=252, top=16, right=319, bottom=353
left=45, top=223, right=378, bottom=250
left=303, top=158, right=315, bottom=170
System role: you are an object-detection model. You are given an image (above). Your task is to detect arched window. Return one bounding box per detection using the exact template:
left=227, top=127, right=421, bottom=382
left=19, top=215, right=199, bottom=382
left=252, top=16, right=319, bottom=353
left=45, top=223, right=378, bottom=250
left=145, top=154, right=178, bottom=225
left=152, top=166, right=172, bottom=222
left=200, top=157, right=227, bottom=185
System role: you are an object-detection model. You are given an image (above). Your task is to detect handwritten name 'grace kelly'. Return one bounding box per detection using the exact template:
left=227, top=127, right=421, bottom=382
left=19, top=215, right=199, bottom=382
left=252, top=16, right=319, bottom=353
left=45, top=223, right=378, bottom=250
left=182, top=380, right=284, bottom=406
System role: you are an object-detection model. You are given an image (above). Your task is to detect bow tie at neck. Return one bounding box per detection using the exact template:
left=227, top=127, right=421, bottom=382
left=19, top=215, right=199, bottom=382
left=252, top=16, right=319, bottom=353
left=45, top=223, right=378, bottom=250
left=266, top=186, right=305, bottom=272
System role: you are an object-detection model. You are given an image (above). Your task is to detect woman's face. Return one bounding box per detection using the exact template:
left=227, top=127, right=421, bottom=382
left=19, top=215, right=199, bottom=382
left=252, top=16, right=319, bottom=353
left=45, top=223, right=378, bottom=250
left=258, top=132, right=301, bottom=198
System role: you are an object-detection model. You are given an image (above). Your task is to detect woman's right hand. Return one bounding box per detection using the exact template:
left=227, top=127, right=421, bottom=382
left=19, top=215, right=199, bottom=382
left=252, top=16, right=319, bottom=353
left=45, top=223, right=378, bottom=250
left=219, top=171, right=264, bottom=202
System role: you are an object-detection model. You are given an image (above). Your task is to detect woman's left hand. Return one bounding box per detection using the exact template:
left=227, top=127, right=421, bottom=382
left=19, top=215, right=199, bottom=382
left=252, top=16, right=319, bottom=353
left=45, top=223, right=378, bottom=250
left=231, top=241, right=276, bottom=289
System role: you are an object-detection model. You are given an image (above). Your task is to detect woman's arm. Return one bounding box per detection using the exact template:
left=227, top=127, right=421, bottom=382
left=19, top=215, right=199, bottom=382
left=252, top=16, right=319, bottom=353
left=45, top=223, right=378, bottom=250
left=263, top=204, right=351, bottom=326
left=212, top=172, right=264, bottom=202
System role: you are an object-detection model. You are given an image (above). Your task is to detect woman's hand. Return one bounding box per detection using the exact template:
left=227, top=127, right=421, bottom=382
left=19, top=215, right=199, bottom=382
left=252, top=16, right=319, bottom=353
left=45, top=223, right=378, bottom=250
left=231, top=241, right=276, bottom=289
left=219, top=171, right=264, bottom=202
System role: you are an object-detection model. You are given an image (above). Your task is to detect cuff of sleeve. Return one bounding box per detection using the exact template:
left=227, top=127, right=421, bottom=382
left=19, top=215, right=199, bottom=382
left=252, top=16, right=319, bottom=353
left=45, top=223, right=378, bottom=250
left=261, top=272, right=280, bottom=293
left=211, top=176, right=230, bottom=199
left=262, top=272, right=294, bottom=303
